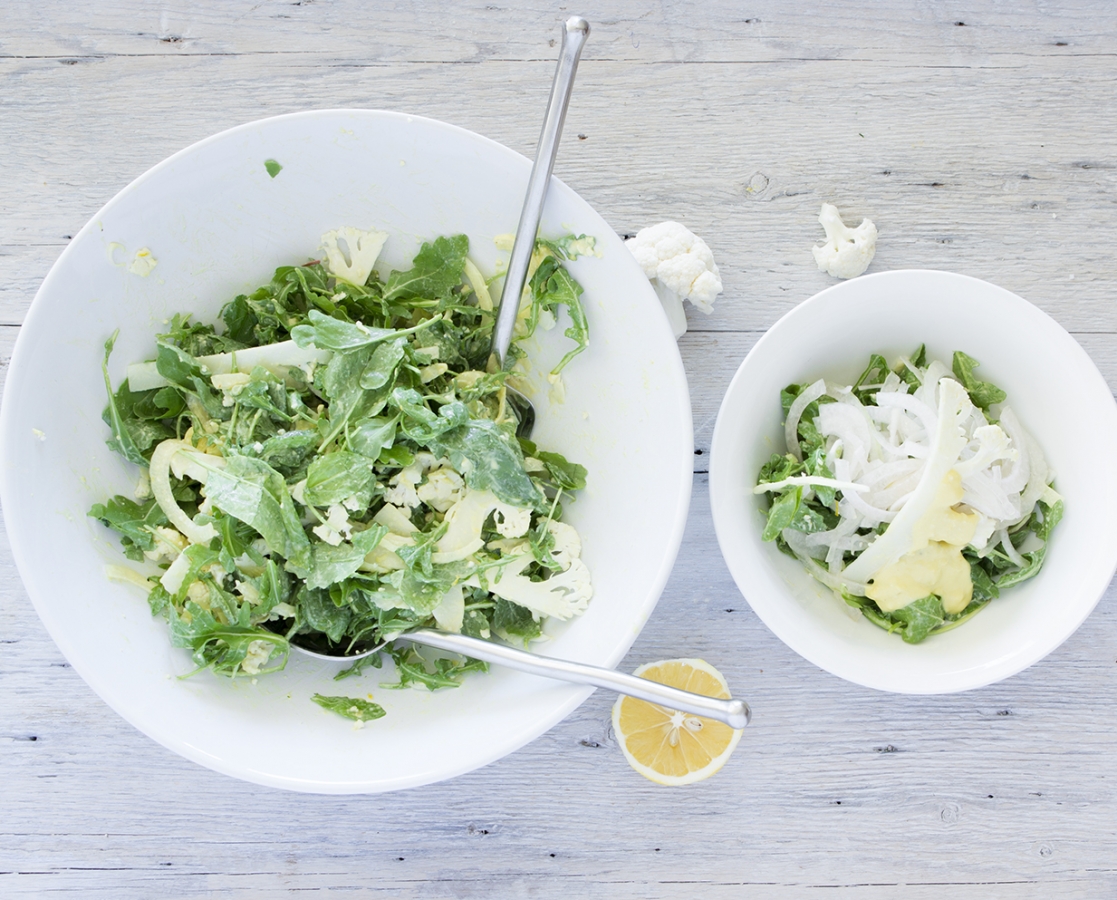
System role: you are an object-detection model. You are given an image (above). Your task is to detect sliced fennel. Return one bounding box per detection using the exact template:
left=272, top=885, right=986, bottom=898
left=755, top=346, right=1062, bottom=644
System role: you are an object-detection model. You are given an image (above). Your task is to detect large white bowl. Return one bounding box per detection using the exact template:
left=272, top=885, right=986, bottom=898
left=0, top=110, right=693, bottom=792
left=710, top=270, right=1117, bottom=694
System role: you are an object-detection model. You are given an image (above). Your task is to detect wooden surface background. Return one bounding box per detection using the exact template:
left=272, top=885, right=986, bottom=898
left=3, top=2, right=1117, bottom=897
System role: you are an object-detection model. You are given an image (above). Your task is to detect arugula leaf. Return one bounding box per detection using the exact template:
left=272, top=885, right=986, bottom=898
left=359, top=338, right=407, bottom=390
left=492, top=597, right=542, bottom=643
left=203, top=455, right=311, bottom=569
left=304, top=451, right=375, bottom=508
left=762, top=487, right=801, bottom=542
left=528, top=256, right=589, bottom=374
left=952, top=351, right=1007, bottom=411
left=428, top=419, right=543, bottom=507
left=311, top=693, right=386, bottom=722
left=333, top=652, right=383, bottom=681
left=537, top=233, right=597, bottom=260
left=88, top=495, right=168, bottom=560
left=380, top=645, right=487, bottom=690
left=169, top=601, right=288, bottom=676
left=889, top=595, right=946, bottom=644
left=155, top=341, right=204, bottom=388
left=382, top=235, right=469, bottom=302
left=536, top=450, right=587, bottom=491
left=349, top=415, right=399, bottom=460
left=100, top=332, right=148, bottom=467
left=852, top=353, right=888, bottom=400
left=300, top=586, right=352, bottom=643
left=302, top=525, right=389, bottom=591
left=292, top=309, right=412, bottom=352
left=256, top=430, right=319, bottom=475
left=392, top=388, right=469, bottom=444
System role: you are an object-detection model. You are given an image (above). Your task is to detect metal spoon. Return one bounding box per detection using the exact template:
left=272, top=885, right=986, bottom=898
left=295, top=629, right=750, bottom=730
left=291, top=18, right=750, bottom=731
left=492, top=15, right=590, bottom=438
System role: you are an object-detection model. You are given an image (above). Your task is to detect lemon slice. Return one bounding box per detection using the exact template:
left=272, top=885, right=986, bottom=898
left=612, top=658, right=743, bottom=785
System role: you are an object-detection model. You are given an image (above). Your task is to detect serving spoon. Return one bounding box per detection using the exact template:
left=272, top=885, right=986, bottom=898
left=290, top=19, right=751, bottom=731
left=492, top=15, right=590, bottom=438
left=295, top=628, right=750, bottom=729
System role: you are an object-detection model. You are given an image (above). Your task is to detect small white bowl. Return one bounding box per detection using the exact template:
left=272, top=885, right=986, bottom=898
left=710, top=270, right=1117, bottom=694
left=0, top=110, right=693, bottom=791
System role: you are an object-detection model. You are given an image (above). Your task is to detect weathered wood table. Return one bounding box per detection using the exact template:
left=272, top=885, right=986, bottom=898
left=3, top=2, right=1116, bottom=896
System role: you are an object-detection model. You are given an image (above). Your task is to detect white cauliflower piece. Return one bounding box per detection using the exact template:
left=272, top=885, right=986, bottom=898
left=143, top=526, right=188, bottom=564
left=811, top=203, right=877, bottom=279
left=493, top=505, right=531, bottom=539
left=384, top=461, right=424, bottom=509
left=320, top=227, right=389, bottom=287
left=240, top=640, right=274, bottom=675
left=312, top=504, right=353, bottom=546
left=417, top=467, right=464, bottom=513
left=547, top=520, right=582, bottom=571
left=134, top=470, right=152, bottom=500
left=471, top=554, right=592, bottom=621
left=626, top=221, right=723, bottom=338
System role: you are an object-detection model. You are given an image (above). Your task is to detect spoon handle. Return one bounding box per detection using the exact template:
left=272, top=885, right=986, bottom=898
left=400, top=628, right=751, bottom=730
left=491, top=16, right=590, bottom=367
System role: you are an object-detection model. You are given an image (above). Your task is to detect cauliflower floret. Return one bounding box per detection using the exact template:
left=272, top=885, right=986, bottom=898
left=811, top=203, right=877, bottom=279
left=547, top=520, right=582, bottom=571
left=626, top=221, right=723, bottom=338
left=143, top=525, right=188, bottom=564
left=493, top=505, right=532, bottom=539
left=470, top=554, right=592, bottom=621
left=240, top=640, right=274, bottom=676
left=312, top=504, right=353, bottom=546
left=134, top=469, right=152, bottom=500
left=320, top=227, right=389, bottom=287
left=384, top=461, right=423, bottom=509
left=417, top=467, right=465, bottom=513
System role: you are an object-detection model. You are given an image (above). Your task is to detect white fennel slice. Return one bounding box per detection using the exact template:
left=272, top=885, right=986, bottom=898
left=842, top=378, right=972, bottom=583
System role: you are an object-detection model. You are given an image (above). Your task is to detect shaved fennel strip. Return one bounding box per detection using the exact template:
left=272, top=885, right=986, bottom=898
left=784, top=378, right=826, bottom=461
left=842, top=378, right=971, bottom=583
left=753, top=476, right=868, bottom=495
left=149, top=439, right=220, bottom=546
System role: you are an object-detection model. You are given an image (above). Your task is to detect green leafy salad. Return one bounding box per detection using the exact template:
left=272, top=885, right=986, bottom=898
left=755, top=346, right=1063, bottom=644
left=90, top=226, right=595, bottom=700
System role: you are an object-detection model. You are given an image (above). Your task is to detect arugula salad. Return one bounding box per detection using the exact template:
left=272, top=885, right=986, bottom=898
left=755, top=347, right=1063, bottom=644
left=90, top=226, right=594, bottom=693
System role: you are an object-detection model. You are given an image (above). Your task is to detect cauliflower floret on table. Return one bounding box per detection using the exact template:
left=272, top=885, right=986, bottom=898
left=811, top=203, right=877, bottom=279
left=626, top=221, right=723, bottom=338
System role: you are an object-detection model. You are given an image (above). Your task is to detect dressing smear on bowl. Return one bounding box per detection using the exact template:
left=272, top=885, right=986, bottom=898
left=754, top=346, right=1063, bottom=644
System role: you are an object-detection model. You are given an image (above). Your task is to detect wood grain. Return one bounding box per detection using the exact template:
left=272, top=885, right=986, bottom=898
left=2, top=2, right=1116, bottom=897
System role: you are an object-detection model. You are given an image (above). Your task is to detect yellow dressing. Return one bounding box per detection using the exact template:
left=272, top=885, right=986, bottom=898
left=866, top=470, right=981, bottom=615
